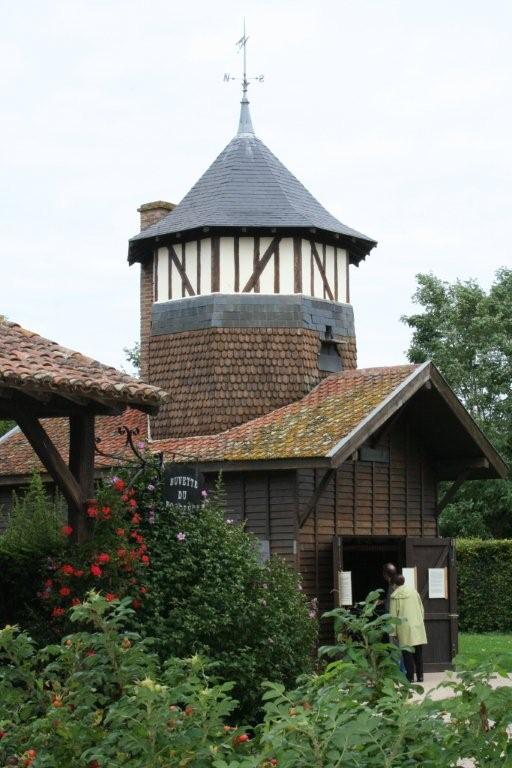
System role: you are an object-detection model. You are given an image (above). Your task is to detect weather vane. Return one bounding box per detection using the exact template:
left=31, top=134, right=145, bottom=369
left=223, top=20, right=264, bottom=99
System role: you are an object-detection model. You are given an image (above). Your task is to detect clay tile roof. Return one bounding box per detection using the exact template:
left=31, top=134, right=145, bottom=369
left=0, top=320, right=166, bottom=411
left=0, top=409, right=148, bottom=477
left=152, top=365, right=418, bottom=462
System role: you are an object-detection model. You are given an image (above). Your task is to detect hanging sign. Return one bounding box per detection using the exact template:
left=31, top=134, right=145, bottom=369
left=162, top=463, right=204, bottom=507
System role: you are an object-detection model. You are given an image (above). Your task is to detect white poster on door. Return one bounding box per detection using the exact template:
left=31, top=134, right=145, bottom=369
left=339, top=571, right=353, bottom=606
left=428, top=567, right=448, bottom=599
left=402, top=567, right=417, bottom=589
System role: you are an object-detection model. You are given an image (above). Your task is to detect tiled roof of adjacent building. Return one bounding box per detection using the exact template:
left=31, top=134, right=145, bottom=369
left=151, top=365, right=417, bottom=462
left=128, top=103, right=376, bottom=263
left=0, top=320, right=166, bottom=411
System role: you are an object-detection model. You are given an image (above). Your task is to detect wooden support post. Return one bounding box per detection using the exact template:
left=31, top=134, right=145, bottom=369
left=242, top=237, right=281, bottom=293
left=299, top=469, right=334, bottom=528
left=11, top=409, right=83, bottom=517
left=69, top=414, right=96, bottom=543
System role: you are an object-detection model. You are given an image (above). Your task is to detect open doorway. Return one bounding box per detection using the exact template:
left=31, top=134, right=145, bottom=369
left=341, top=537, right=406, bottom=603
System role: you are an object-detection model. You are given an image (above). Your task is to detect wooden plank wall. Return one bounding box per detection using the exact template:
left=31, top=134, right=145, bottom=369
left=298, top=418, right=438, bottom=616
left=209, top=471, right=297, bottom=566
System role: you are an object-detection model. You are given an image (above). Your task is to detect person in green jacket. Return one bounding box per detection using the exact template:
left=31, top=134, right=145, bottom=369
left=390, top=574, right=427, bottom=682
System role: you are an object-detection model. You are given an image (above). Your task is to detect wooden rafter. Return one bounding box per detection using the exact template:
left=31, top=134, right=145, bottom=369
left=311, top=242, right=334, bottom=301
left=169, top=245, right=196, bottom=296
left=299, top=469, right=334, bottom=528
left=242, top=237, right=281, bottom=293
left=437, top=468, right=472, bottom=515
left=69, top=414, right=96, bottom=543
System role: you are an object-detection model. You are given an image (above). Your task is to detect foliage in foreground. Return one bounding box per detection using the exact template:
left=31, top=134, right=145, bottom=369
left=1, top=592, right=512, bottom=768
left=402, top=268, right=512, bottom=538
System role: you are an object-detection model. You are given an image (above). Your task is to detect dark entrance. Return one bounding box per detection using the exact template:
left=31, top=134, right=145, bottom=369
left=341, top=536, right=406, bottom=604
left=332, top=535, right=458, bottom=670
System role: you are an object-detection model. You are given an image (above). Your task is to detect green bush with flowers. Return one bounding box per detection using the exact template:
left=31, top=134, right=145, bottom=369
left=1, top=591, right=512, bottom=767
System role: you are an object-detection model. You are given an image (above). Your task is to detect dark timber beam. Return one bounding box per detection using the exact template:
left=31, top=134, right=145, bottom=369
left=10, top=408, right=84, bottom=517
left=299, top=469, right=334, bottom=528
left=69, top=414, right=96, bottom=543
left=169, top=245, right=196, bottom=296
left=310, top=242, right=334, bottom=301
left=437, top=468, right=472, bottom=515
left=242, top=237, right=281, bottom=293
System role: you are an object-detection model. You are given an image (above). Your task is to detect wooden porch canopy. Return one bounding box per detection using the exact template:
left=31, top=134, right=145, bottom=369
left=0, top=319, right=166, bottom=541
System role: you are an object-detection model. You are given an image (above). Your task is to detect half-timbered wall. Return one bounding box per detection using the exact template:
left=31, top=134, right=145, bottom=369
left=154, top=238, right=349, bottom=303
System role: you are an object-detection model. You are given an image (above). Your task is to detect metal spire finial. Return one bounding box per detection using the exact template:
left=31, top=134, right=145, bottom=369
left=223, top=20, right=264, bottom=136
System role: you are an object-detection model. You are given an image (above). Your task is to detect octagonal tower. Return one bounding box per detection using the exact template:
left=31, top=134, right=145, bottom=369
left=128, top=96, right=376, bottom=439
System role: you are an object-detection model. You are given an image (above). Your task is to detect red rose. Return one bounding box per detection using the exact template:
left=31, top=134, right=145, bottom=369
left=74, top=569, right=84, bottom=578
left=0, top=730, right=6, bottom=739
left=97, top=553, right=110, bottom=565
left=141, top=555, right=150, bottom=566
left=87, top=507, right=98, bottom=519
left=52, top=607, right=65, bottom=618
left=90, top=564, right=102, bottom=578
left=85, top=649, right=96, bottom=657
left=117, top=548, right=127, bottom=558
left=71, top=598, right=80, bottom=606
left=105, top=593, right=117, bottom=602
left=113, top=478, right=125, bottom=492
left=59, top=586, right=71, bottom=597
left=184, top=705, right=194, bottom=716
left=45, top=578, right=53, bottom=588
left=116, top=528, right=125, bottom=537
left=61, top=564, right=74, bottom=576
left=131, top=513, right=141, bottom=525
left=89, top=761, right=101, bottom=768
left=132, top=599, right=142, bottom=610
left=129, top=498, right=138, bottom=509
left=61, top=525, right=73, bottom=537
left=139, top=586, right=147, bottom=594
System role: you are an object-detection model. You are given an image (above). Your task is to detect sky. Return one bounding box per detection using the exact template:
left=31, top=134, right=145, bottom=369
left=1, top=0, right=511, bottom=373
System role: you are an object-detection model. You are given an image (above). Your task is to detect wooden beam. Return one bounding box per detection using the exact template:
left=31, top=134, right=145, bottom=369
left=436, top=457, right=489, bottom=478
left=311, top=242, right=334, bottom=300
left=242, top=237, right=281, bottom=293
left=10, top=408, right=83, bottom=515
left=437, top=468, right=472, bottom=514
left=69, top=414, right=96, bottom=543
left=293, top=237, right=302, bottom=293
left=299, top=469, right=334, bottom=528
left=169, top=244, right=195, bottom=296
left=211, top=236, right=220, bottom=292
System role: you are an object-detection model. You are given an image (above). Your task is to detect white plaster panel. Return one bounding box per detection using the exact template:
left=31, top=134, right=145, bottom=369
left=238, top=237, right=253, bottom=291
left=219, top=236, right=235, bottom=293
left=337, top=248, right=348, bottom=302
left=170, top=243, right=182, bottom=299
left=302, top=239, right=311, bottom=296
left=325, top=245, right=335, bottom=298
left=258, top=236, right=274, bottom=294
left=200, top=238, right=212, bottom=295
left=157, top=247, right=169, bottom=302
left=279, top=238, right=294, bottom=294
left=185, top=241, right=197, bottom=295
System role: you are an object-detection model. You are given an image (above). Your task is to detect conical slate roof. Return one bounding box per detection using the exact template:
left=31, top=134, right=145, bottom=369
left=128, top=102, right=376, bottom=264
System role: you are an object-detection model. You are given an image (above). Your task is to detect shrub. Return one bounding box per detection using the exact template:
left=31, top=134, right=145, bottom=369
left=137, top=477, right=317, bottom=721
left=457, top=538, right=512, bottom=633
left=1, top=592, right=512, bottom=767
left=0, top=473, right=66, bottom=636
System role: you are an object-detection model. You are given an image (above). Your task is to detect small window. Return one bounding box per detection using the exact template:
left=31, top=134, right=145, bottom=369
left=318, top=341, right=342, bottom=373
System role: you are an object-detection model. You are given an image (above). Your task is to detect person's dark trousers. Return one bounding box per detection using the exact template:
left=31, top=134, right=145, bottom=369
left=402, top=646, right=424, bottom=682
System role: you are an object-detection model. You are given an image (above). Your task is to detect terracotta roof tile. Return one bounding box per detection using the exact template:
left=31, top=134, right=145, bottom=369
left=0, top=320, right=166, bottom=410
left=0, top=366, right=417, bottom=477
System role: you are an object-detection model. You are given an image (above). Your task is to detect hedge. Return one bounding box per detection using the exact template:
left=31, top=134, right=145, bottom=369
left=457, top=539, right=512, bottom=633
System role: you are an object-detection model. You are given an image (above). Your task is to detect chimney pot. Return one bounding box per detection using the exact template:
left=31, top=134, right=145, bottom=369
left=137, top=200, right=176, bottom=232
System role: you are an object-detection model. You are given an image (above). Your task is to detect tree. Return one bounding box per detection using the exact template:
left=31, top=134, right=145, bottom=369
left=0, top=420, right=14, bottom=437
left=402, top=268, right=512, bottom=537
left=123, top=341, right=141, bottom=376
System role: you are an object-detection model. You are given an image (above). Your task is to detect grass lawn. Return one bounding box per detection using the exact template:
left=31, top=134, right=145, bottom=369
left=459, top=633, right=512, bottom=670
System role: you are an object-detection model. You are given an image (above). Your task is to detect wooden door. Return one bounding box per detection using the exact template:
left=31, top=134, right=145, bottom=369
left=405, top=537, right=458, bottom=671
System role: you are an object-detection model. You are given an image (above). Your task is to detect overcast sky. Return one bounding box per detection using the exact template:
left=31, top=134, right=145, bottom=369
left=1, top=0, right=510, bottom=373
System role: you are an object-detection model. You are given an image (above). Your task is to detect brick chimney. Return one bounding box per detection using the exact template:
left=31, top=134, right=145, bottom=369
left=138, top=201, right=175, bottom=381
